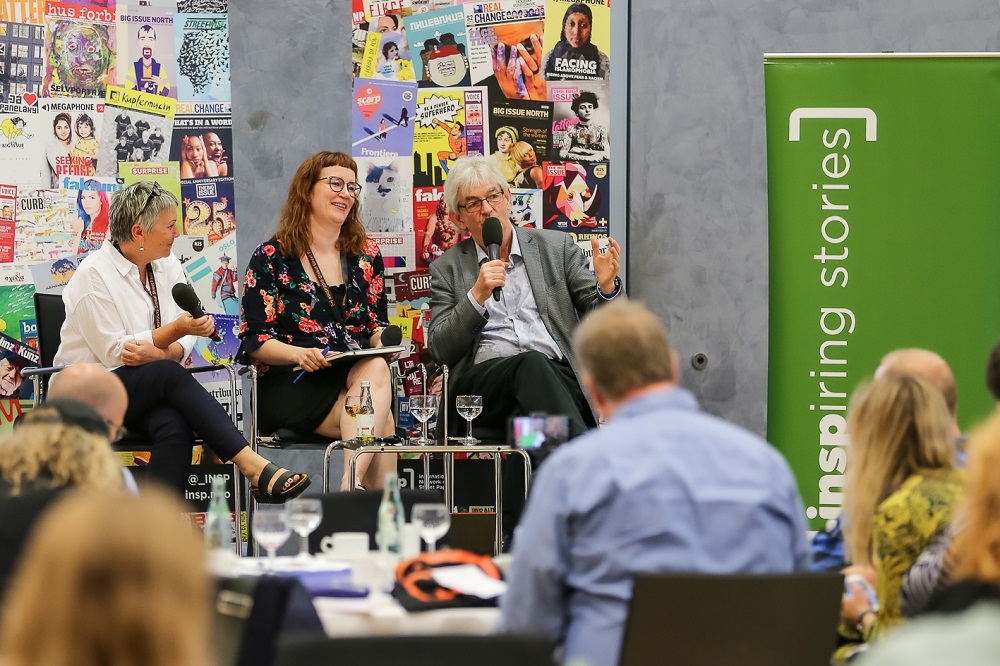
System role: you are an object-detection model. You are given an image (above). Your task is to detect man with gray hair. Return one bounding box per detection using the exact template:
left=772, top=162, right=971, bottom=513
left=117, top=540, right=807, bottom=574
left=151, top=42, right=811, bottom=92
left=500, top=300, right=810, bottom=666
left=428, top=154, right=622, bottom=438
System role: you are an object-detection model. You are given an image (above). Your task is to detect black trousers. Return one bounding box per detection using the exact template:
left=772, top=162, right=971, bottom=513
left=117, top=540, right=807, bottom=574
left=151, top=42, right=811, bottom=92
left=448, top=350, right=595, bottom=441
left=115, top=361, right=248, bottom=491
left=449, top=351, right=596, bottom=549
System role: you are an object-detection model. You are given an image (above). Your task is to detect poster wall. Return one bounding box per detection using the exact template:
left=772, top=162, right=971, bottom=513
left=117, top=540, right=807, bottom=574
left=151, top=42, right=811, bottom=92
left=764, top=55, right=1000, bottom=529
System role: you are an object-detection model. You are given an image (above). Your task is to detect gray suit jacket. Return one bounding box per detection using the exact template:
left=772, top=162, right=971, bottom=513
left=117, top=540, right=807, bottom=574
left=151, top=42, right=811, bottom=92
left=428, top=227, right=612, bottom=421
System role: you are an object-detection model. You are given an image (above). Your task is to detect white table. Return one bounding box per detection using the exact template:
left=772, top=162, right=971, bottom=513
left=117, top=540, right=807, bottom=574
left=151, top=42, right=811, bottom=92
left=313, top=595, right=500, bottom=637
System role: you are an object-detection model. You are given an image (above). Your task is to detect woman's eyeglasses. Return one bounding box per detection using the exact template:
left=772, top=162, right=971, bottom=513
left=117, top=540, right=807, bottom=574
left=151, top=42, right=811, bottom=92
left=138, top=182, right=165, bottom=217
left=317, top=176, right=362, bottom=197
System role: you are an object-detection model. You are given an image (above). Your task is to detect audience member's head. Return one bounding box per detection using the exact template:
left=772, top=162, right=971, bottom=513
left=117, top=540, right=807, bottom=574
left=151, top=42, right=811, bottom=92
left=0, top=488, right=211, bottom=666
left=985, top=339, right=1000, bottom=407
left=844, top=374, right=955, bottom=565
left=573, top=300, right=678, bottom=418
left=952, top=414, right=1000, bottom=584
left=48, top=363, right=128, bottom=441
left=2, top=403, right=122, bottom=496
left=876, top=348, right=958, bottom=420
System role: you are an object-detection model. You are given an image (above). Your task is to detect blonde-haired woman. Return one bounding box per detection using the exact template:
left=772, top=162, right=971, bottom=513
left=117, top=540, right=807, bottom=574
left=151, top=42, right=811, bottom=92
left=853, top=414, right=1000, bottom=666
left=0, top=488, right=212, bottom=666
left=0, top=411, right=122, bottom=497
left=838, top=374, right=963, bottom=655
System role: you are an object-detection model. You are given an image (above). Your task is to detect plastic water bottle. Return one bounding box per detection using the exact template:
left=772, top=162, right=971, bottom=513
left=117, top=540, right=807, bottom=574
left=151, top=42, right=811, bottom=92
left=376, top=472, right=405, bottom=558
left=204, top=475, right=232, bottom=552
left=357, top=380, right=376, bottom=441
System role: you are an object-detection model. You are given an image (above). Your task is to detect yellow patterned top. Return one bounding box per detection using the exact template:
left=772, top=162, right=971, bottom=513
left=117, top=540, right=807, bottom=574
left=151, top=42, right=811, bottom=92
left=868, top=468, right=965, bottom=640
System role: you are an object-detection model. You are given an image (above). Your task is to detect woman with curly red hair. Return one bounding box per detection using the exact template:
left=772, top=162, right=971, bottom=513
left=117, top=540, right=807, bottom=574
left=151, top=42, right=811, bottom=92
left=239, top=152, right=396, bottom=490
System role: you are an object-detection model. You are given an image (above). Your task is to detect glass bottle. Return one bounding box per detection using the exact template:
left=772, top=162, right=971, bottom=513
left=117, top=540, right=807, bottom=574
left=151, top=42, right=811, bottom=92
left=357, top=380, right=376, bottom=441
left=204, top=475, right=232, bottom=552
left=376, top=471, right=405, bottom=558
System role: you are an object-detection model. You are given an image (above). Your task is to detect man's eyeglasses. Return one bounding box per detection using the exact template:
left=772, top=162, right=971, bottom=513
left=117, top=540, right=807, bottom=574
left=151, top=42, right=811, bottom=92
left=138, top=182, right=164, bottom=217
left=317, top=176, right=362, bottom=197
left=105, top=419, right=128, bottom=443
left=457, top=191, right=504, bottom=214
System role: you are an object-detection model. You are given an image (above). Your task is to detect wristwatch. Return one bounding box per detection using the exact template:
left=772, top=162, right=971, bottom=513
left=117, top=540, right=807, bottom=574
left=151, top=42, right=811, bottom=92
left=855, top=609, right=876, bottom=634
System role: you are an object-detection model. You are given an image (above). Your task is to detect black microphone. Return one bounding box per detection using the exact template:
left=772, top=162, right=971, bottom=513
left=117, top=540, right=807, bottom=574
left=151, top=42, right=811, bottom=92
left=482, top=216, right=503, bottom=302
left=171, top=283, right=222, bottom=342
left=379, top=324, right=403, bottom=347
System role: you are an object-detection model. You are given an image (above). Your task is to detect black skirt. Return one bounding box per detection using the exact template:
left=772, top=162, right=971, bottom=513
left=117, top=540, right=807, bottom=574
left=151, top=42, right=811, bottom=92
left=257, top=361, right=356, bottom=435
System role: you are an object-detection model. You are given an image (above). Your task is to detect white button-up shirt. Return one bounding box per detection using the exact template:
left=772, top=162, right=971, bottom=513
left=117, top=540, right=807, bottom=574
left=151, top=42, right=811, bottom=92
left=54, top=242, right=196, bottom=369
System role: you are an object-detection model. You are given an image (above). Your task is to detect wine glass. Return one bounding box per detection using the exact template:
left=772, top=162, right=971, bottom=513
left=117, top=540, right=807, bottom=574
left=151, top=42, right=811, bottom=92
left=411, top=503, right=450, bottom=553
left=344, top=395, right=361, bottom=443
left=252, top=506, right=291, bottom=572
left=286, top=497, right=323, bottom=559
left=409, top=395, right=438, bottom=445
left=456, top=395, right=483, bottom=445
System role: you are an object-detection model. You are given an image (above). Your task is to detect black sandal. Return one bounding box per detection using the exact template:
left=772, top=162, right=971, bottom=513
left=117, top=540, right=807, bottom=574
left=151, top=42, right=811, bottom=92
left=250, top=463, right=311, bottom=504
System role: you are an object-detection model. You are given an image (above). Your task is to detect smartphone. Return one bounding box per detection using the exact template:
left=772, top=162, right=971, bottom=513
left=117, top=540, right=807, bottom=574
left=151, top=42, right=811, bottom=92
left=510, top=415, right=569, bottom=449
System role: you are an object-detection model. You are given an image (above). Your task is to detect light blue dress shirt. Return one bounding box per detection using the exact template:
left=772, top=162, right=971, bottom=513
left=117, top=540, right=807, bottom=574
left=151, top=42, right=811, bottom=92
left=499, top=387, right=811, bottom=666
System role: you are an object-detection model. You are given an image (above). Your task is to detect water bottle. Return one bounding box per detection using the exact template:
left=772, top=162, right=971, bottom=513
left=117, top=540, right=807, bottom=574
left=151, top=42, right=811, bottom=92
left=376, top=471, right=405, bottom=558
left=204, top=475, right=232, bottom=551
left=357, top=380, right=376, bottom=441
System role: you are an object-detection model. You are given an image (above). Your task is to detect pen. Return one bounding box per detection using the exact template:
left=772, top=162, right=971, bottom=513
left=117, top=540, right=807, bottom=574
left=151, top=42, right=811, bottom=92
left=293, top=346, right=328, bottom=383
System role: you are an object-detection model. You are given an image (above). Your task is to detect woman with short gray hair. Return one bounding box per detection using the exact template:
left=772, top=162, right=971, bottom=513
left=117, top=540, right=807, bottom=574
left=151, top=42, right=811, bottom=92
left=53, top=181, right=309, bottom=501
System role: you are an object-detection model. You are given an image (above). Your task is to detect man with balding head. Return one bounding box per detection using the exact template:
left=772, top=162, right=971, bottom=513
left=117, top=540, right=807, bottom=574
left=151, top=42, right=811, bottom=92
left=49, top=363, right=135, bottom=493
left=500, top=301, right=809, bottom=666
left=876, top=348, right=959, bottom=437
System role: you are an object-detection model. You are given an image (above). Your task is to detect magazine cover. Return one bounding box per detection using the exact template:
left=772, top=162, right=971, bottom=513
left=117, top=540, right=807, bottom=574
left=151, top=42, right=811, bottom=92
left=98, top=85, right=175, bottom=176
left=0, top=21, right=45, bottom=103
left=359, top=29, right=415, bottom=82
left=58, top=174, right=120, bottom=253
left=405, top=6, right=471, bottom=88
left=465, top=0, right=546, bottom=101
left=549, top=80, right=609, bottom=163
left=14, top=187, right=78, bottom=261
left=172, top=231, right=236, bottom=316
left=175, top=14, right=230, bottom=101
left=0, top=330, right=37, bottom=400
left=189, top=313, right=239, bottom=366
left=369, top=231, right=414, bottom=275
left=355, top=155, right=413, bottom=233
left=540, top=160, right=608, bottom=234
left=351, top=78, right=417, bottom=158
left=0, top=185, right=14, bottom=262
left=116, top=6, right=175, bottom=98
left=488, top=97, right=551, bottom=187
left=179, top=177, right=235, bottom=242
left=40, top=97, right=105, bottom=184
left=43, top=1, right=116, bottom=99
left=177, top=0, right=229, bottom=12
left=541, top=0, right=610, bottom=82
left=29, top=251, right=89, bottom=295
left=412, top=185, right=469, bottom=269
left=171, top=106, right=232, bottom=178
left=0, top=99, right=48, bottom=186
left=117, top=161, right=182, bottom=231
left=509, top=187, right=541, bottom=228
left=412, top=86, right=487, bottom=186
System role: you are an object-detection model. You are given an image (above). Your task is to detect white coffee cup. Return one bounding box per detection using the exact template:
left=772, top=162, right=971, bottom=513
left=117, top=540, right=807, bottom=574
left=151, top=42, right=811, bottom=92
left=319, top=532, right=370, bottom=557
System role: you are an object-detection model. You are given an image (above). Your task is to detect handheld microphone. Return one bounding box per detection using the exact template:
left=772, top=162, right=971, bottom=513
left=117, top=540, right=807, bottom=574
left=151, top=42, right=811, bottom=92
left=379, top=324, right=403, bottom=347
left=171, top=283, right=222, bottom=342
left=482, top=216, right=503, bottom=302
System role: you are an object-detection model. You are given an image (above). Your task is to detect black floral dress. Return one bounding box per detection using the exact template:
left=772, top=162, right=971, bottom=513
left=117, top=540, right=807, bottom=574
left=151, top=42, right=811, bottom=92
left=238, top=236, right=389, bottom=434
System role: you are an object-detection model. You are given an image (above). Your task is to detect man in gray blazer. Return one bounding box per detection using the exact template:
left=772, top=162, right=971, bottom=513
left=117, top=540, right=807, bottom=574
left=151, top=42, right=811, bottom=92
left=428, top=155, right=622, bottom=439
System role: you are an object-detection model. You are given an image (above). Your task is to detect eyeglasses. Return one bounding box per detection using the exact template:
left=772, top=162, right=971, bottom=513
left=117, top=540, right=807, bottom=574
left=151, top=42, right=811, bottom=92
left=457, top=191, right=504, bottom=214
left=105, top=419, right=128, bottom=443
left=138, top=182, right=164, bottom=217
left=317, top=176, right=362, bottom=197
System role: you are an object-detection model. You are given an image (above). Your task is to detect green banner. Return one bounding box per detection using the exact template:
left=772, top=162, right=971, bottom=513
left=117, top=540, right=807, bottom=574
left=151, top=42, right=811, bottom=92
left=765, top=55, right=1000, bottom=529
